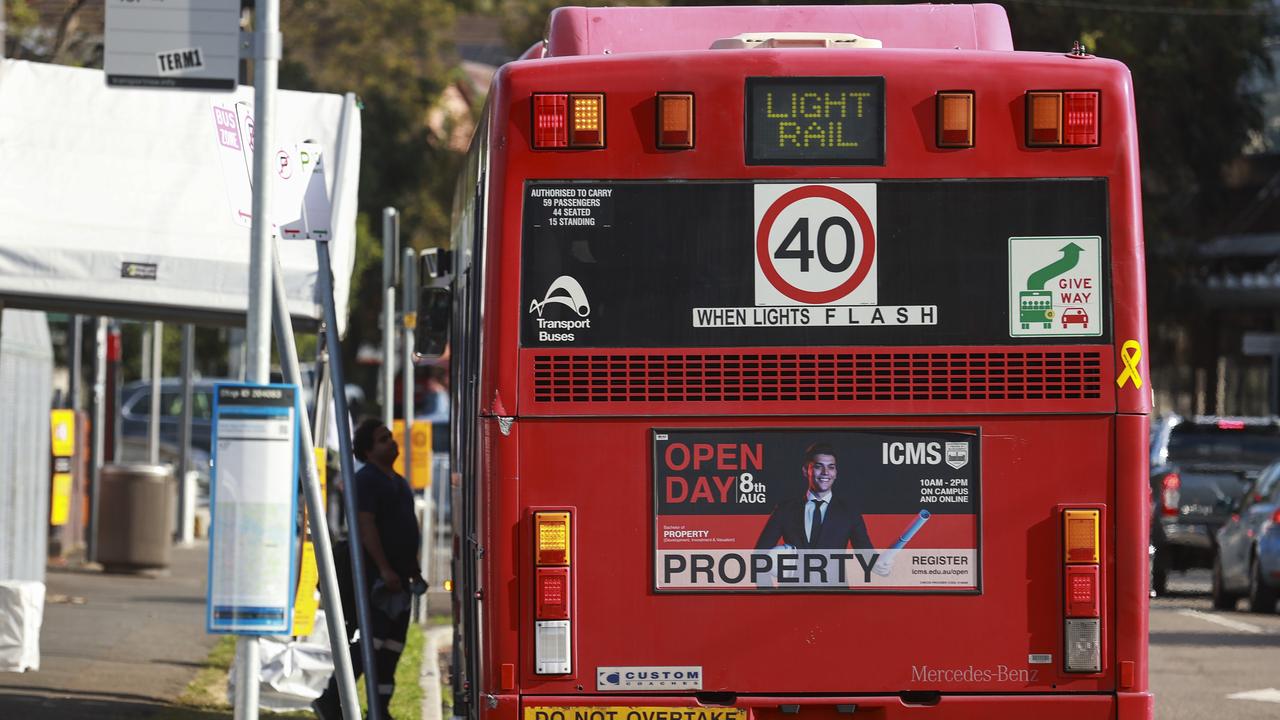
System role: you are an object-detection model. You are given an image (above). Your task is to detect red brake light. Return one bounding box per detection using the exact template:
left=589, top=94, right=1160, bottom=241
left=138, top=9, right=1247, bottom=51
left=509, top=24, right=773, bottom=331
left=1217, top=419, right=1246, bottom=430
left=1065, top=565, right=1100, bottom=617
left=533, top=94, right=568, bottom=148
left=536, top=567, right=571, bottom=620
left=1026, top=90, right=1100, bottom=147
left=1161, top=473, right=1181, bottom=516
left=1062, top=91, right=1099, bottom=146
left=532, top=93, right=606, bottom=149
left=1271, top=507, right=1280, bottom=525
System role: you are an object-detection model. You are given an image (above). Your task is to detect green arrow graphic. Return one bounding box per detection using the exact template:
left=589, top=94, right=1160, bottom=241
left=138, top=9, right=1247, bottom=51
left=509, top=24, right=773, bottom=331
left=1026, top=242, right=1084, bottom=290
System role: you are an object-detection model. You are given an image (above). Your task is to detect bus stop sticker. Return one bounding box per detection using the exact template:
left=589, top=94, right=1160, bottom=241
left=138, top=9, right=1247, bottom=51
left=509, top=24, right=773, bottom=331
left=1008, top=236, right=1102, bottom=337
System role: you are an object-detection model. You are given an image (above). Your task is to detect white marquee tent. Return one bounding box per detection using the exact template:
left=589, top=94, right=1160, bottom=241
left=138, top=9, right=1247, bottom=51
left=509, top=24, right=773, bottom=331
left=0, top=59, right=360, bottom=332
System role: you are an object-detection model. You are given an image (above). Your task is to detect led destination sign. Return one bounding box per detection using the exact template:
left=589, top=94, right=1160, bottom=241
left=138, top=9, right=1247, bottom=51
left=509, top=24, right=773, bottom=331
left=746, top=77, right=885, bottom=165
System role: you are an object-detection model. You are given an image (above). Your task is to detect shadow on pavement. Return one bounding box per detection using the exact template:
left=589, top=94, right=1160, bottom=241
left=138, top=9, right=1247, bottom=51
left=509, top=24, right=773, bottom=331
left=0, top=689, right=230, bottom=719
left=1149, top=630, right=1280, bottom=648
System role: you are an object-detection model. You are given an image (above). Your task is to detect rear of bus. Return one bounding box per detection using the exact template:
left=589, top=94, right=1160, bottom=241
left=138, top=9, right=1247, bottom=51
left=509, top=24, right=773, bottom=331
left=449, top=5, right=1152, bottom=720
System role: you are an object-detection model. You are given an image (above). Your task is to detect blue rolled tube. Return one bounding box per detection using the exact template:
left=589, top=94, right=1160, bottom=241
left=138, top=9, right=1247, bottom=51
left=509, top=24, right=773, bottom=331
left=889, top=509, right=931, bottom=550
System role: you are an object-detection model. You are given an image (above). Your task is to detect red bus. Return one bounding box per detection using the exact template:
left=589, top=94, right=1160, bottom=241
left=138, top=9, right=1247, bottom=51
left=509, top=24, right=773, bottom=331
left=423, top=5, right=1151, bottom=720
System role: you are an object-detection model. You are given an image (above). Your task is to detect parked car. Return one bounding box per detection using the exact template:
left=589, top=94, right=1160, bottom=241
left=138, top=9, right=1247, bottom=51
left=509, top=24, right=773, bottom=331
left=1149, top=414, right=1280, bottom=595
left=1212, top=462, right=1280, bottom=612
left=119, top=378, right=225, bottom=454
left=122, top=373, right=364, bottom=456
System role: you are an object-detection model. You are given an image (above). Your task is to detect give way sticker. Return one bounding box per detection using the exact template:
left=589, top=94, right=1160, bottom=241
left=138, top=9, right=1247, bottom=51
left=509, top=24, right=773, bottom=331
left=754, top=183, right=877, bottom=306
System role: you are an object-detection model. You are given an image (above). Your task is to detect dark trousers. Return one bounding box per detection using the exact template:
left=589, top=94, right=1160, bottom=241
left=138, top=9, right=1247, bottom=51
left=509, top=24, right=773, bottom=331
left=317, top=602, right=410, bottom=716
left=317, top=542, right=411, bottom=717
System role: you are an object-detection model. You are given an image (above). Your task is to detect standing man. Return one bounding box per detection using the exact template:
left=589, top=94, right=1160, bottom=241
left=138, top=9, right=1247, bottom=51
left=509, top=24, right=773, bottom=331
left=755, top=442, right=872, bottom=550
left=314, top=418, right=423, bottom=720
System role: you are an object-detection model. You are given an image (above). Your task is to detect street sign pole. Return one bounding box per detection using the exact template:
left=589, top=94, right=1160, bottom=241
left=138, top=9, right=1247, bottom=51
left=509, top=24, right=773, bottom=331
left=401, top=247, right=416, bottom=490
left=236, top=0, right=281, bottom=716
left=270, top=243, right=360, bottom=720
left=382, top=208, right=398, bottom=427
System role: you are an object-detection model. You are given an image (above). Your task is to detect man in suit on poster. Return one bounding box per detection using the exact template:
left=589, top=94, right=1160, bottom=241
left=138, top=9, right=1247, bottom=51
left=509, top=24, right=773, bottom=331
left=755, top=441, right=873, bottom=551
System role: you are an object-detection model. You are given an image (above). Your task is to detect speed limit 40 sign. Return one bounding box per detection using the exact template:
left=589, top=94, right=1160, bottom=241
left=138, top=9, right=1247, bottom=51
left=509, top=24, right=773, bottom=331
left=754, top=183, right=877, bottom=306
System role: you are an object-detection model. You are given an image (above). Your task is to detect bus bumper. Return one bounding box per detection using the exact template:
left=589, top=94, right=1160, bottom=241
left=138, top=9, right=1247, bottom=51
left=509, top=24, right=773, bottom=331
left=511, top=693, right=1151, bottom=720
left=1117, top=691, right=1155, bottom=719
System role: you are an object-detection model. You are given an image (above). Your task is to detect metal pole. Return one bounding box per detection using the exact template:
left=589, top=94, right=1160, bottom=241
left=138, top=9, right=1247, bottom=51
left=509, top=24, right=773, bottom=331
left=319, top=239, right=383, bottom=720
left=109, top=321, right=122, bottom=463
left=270, top=244, right=360, bottom=720
left=177, top=324, right=194, bottom=544
left=89, top=317, right=107, bottom=564
left=382, top=208, right=397, bottom=427
left=149, top=321, right=163, bottom=465
left=314, top=350, right=333, bottom=453
left=314, top=346, right=342, bottom=535
left=142, top=324, right=152, bottom=380
left=237, top=0, right=281, bottom=714
left=401, top=248, right=416, bottom=490
left=69, top=316, right=83, bottom=412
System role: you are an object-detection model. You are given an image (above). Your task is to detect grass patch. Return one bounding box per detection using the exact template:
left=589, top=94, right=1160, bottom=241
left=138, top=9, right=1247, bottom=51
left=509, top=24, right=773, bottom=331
left=174, top=635, right=236, bottom=710
left=157, top=624, right=429, bottom=720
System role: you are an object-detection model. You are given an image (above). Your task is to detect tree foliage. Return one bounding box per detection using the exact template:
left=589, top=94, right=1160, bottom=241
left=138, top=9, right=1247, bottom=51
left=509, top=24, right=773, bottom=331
left=279, top=0, right=476, bottom=399
left=1005, top=0, right=1274, bottom=247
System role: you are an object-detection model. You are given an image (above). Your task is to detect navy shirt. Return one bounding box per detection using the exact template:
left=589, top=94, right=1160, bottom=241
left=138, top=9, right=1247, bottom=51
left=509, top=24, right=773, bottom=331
left=354, top=463, right=421, bottom=580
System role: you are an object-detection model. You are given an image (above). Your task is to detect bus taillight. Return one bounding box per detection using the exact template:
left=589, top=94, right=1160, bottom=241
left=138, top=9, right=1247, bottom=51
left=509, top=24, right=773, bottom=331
left=532, top=93, right=606, bottom=149
left=1063, top=509, right=1102, bottom=673
left=1026, top=91, right=1100, bottom=148
left=1160, top=473, right=1181, bottom=516
left=936, top=91, right=974, bottom=148
left=656, top=93, right=695, bottom=149
left=534, top=511, right=573, bottom=674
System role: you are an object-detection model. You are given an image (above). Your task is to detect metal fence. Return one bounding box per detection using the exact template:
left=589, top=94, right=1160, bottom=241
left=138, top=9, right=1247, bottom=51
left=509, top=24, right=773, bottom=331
left=0, top=310, right=53, bottom=582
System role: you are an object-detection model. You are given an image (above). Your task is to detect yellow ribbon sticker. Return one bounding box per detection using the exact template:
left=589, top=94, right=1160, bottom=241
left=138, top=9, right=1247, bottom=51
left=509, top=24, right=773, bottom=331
left=1116, top=340, right=1143, bottom=389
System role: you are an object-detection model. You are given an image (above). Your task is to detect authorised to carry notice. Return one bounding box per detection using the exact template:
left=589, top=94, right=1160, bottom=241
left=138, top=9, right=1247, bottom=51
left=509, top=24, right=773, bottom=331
left=528, top=186, right=615, bottom=227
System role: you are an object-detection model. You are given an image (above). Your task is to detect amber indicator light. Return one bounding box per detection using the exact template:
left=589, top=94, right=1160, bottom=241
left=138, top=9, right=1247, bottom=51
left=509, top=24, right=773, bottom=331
left=535, top=511, right=571, bottom=565
left=1027, top=92, right=1063, bottom=146
left=1063, top=509, right=1100, bottom=564
left=936, top=91, right=974, bottom=148
left=1027, top=90, right=1100, bottom=147
left=656, top=93, right=694, bottom=149
left=569, top=94, right=605, bottom=148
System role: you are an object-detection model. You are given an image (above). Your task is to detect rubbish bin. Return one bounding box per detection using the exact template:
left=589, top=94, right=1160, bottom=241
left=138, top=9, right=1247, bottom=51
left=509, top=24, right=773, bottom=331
left=96, top=464, right=175, bottom=571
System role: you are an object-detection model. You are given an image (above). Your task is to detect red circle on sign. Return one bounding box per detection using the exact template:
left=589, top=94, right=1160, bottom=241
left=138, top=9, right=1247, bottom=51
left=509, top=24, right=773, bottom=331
left=755, top=185, right=877, bottom=305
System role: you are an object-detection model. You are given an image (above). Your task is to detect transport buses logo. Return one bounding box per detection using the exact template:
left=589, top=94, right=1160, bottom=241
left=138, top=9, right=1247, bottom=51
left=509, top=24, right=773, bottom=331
left=529, top=275, right=592, bottom=343
left=530, top=275, right=591, bottom=317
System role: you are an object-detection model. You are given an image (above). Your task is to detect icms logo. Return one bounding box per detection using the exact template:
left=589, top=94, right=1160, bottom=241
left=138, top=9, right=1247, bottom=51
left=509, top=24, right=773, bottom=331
left=529, top=275, right=590, bottom=317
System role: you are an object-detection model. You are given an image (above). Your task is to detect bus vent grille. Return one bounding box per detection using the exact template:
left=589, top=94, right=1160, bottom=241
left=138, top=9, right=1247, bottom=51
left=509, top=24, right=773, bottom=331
left=530, top=349, right=1105, bottom=403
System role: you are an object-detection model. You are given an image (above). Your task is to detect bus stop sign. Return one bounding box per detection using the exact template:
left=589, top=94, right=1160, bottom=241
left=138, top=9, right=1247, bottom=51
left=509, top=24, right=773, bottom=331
left=105, top=0, right=241, bottom=90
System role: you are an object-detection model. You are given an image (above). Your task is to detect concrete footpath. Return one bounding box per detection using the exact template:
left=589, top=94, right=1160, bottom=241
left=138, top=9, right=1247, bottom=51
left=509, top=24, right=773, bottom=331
left=0, top=542, right=220, bottom=719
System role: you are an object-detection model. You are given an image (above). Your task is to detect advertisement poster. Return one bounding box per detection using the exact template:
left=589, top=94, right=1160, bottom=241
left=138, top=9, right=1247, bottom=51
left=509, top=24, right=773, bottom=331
left=207, top=383, right=300, bottom=634
left=653, top=428, right=980, bottom=593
